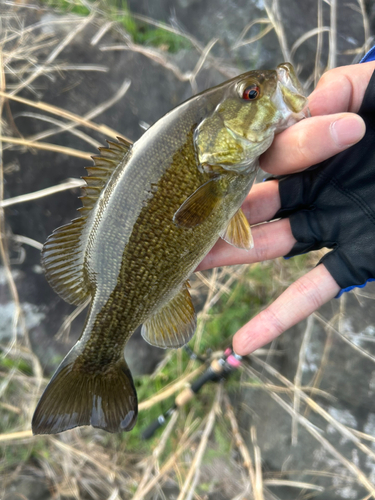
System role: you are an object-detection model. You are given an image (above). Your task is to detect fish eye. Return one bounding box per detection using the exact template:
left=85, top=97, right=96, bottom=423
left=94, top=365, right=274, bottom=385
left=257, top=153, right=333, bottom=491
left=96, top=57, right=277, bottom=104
left=242, top=84, right=260, bottom=100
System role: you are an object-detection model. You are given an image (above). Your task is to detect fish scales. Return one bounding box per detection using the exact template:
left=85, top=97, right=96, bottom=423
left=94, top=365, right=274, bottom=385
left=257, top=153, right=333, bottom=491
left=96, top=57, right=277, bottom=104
left=32, top=64, right=309, bottom=434
left=83, top=126, right=231, bottom=362
left=81, top=104, right=227, bottom=354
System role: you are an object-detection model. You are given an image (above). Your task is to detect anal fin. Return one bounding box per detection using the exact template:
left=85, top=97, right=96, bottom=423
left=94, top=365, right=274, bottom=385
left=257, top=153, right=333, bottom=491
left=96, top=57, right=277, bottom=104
left=220, top=208, right=253, bottom=250
left=142, top=283, right=196, bottom=348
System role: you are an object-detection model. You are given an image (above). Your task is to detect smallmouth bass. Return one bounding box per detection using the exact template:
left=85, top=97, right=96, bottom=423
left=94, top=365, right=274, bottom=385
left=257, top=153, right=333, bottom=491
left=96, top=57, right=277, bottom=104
left=32, top=63, right=308, bottom=434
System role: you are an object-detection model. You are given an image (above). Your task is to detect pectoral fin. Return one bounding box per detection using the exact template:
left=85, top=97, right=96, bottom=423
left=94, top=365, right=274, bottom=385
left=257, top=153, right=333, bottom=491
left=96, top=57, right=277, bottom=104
left=142, top=283, right=196, bottom=348
left=173, top=177, right=224, bottom=229
left=220, top=208, right=253, bottom=250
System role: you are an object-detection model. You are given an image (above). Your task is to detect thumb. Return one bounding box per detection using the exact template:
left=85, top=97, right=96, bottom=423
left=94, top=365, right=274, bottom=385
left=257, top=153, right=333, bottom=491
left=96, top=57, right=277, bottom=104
left=260, top=113, right=366, bottom=175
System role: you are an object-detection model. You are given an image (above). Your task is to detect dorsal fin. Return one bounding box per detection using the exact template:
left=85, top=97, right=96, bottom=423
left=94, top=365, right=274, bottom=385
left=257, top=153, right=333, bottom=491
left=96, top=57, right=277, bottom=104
left=42, top=137, right=132, bottom=305
left=78, top=136, right=132, bottom=213
left=42, top=216, right=90, bottom=305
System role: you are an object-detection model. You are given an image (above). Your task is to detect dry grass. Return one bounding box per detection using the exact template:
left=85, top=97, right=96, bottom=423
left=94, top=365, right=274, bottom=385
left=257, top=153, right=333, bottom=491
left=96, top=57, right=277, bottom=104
left=0, top=1, right=375, bottom=499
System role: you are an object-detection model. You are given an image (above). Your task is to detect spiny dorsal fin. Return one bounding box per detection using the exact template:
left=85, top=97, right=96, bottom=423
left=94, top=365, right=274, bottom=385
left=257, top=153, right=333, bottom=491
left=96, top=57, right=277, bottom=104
left=42, top=137, right=131, bottom=305
left=79, top=136, right=132, bottom=213
left=141, top=283, right=196, bottom=348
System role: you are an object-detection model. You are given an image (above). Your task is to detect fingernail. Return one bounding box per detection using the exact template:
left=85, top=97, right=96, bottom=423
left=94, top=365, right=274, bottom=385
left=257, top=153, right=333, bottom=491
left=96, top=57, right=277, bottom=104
left=330, top=115, right=366, bottom=148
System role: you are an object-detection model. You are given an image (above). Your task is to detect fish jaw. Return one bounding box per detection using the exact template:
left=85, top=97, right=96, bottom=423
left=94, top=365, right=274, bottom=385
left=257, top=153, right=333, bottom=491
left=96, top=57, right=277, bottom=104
left=272, top=62, right=310, bottom=132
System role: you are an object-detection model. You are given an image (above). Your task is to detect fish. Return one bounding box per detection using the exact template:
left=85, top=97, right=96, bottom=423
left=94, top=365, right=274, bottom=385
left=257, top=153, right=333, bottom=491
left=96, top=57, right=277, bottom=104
left=32, top=63, right=308, bottom=434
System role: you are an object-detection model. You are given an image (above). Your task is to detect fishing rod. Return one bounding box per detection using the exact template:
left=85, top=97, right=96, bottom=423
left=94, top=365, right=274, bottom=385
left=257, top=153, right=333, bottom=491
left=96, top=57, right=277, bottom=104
left=141, top=347, right=242, bottom=440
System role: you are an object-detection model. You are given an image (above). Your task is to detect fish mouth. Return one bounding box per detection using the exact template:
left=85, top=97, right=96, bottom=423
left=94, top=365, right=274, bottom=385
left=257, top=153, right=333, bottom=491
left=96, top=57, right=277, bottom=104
left=276, top=63, right=309, bottom=117
left=276, top=63, right=304, bottom=95
left=270, top=64, right=309, bottom=132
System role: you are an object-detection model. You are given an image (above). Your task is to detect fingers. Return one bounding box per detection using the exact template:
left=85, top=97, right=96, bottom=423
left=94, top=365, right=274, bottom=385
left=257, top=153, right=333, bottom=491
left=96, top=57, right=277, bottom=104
left=260, top=112, right=366, bottom=174
left=260, top=61, right=375, bottom=175
left=197, top=180, right=291, bottom=272
left=309, top=61, right=375, bottom=115
left=197, top=217, right=295, bottom=271
left=240, top=180, right=280, bottom=224
left=232, top=264, right=340, bottom=355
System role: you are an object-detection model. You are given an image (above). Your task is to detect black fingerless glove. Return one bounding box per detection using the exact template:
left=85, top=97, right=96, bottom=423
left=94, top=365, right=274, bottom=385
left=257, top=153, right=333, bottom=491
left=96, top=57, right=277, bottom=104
left=274, top=69, right=375, bottom=295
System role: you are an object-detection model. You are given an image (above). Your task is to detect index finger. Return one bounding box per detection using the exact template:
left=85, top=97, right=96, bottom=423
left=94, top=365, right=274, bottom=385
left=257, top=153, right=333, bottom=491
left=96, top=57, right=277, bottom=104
left=233, top=263, right=340, bottom=355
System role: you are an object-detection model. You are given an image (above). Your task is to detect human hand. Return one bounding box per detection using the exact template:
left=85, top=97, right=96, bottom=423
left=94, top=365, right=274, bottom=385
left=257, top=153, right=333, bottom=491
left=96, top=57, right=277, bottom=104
left=197, top=61, right=375, bottom=356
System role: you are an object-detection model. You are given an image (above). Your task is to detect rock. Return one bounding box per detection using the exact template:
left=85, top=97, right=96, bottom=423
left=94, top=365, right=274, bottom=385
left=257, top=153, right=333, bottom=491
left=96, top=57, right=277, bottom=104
left=237, top=281, right=375, bottom=498
left=278, top=282, right=375, bottom=412
left=3, top=476, right=50, bottom=500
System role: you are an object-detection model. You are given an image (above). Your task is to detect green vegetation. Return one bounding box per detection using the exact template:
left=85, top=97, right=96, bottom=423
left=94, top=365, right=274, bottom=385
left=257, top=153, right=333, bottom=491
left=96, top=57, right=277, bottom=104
left=109, top=1, right=191, bottom=53
left=40, top=0, right=191, bottom=53
left=199, top=263, right=277, bottom=352
left=1, top=437, right=48, bottom=472
left=41, top=0, right=90, bottom=16
left=0, top=356, right=32, bottom=375
left=1, top=441, right=33, bottom=470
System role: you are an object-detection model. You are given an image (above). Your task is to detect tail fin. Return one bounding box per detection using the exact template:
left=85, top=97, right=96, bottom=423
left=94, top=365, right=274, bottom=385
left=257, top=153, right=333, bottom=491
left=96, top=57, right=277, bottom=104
left=32, top=348, right=138, bottom=434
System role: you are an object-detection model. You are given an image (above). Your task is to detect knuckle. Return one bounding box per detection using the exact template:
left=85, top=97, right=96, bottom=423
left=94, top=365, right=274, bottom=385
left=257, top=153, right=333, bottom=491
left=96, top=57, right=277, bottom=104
left=293, top=275, right=322, bottom=311
left=254, top=240, right=270, bottom=263
left=295, top=125, right=314, bottom=167
left=253, top=225, right=274, bottom=261
left=317, top=71, right=353, bottom=111
left=317, top=67, right=342, bottom=88
left=260, top=306, right=286, bottom=337
left=317, top=71, right=331, bottom=88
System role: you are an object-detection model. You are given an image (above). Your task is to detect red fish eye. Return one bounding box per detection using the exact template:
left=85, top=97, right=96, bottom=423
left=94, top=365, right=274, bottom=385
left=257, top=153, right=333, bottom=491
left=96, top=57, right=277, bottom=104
left=242, top=85, right=260, bottom=100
